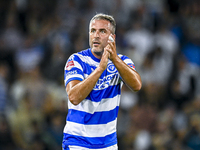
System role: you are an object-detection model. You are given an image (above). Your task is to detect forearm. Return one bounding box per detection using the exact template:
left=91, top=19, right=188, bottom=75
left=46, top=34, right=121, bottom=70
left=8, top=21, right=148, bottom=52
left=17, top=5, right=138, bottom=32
left=112, top=56, right=142, bottom=91
left=67, top=67, right=104, bottom=105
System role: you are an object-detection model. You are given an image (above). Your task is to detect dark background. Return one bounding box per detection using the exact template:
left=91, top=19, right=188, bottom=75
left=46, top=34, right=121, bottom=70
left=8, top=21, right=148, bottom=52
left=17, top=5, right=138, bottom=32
left=0, top=0, right=200, bottom=150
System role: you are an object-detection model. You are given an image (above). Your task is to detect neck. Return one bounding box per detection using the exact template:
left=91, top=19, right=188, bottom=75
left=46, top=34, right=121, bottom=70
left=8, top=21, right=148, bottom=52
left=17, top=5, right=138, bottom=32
left=91, top=49, right=103, bottom=59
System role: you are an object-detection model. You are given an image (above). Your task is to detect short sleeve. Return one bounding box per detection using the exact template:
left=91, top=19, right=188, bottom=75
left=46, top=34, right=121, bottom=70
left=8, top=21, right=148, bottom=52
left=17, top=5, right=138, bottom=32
left=64, top=54, right=84, bottom=87
left=120, top=55, right=136, bottom=71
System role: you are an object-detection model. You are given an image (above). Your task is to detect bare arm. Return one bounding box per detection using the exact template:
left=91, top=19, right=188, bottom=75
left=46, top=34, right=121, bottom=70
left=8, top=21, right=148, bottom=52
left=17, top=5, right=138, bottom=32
left=112, top=56, right=142, bottom=91
left=66, top=50, right=110, bottom=105
left=105, top=35, right=142, bottom=91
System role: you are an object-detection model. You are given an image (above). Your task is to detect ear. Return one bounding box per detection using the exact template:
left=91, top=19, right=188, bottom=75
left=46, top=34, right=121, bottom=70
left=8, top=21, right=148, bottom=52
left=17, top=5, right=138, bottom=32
left=110, top=34, right=116, bottom=40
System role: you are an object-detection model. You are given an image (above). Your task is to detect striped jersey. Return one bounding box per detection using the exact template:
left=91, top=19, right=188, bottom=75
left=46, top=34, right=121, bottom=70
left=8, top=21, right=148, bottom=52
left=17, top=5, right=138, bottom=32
left=63, top=48, right=136, bottom=149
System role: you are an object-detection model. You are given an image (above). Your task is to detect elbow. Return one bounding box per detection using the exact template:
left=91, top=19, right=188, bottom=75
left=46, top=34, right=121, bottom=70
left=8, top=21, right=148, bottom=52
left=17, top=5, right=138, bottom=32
left=134, top=85, right=142, bottom=92
left=68, top=94, right=80, bottom=105
left=68, top=93, right=81, bottom=105
left=126, top=81, right=142, bottom=92
left=68, top=97, right=80, bottom=105
left=134, top=77, right=142, bottom=91
left=133, top=82, right=142, bottom=92
left=69, top=100, right=79, bottom=106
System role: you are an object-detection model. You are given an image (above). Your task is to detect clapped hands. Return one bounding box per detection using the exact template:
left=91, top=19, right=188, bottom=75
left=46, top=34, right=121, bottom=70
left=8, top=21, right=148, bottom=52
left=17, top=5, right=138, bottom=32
left=104, top=34, right=117, bottom=61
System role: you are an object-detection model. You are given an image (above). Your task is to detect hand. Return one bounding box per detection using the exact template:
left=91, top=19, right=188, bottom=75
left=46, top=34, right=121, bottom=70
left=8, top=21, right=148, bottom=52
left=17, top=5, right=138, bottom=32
left=105, top=35, right=117, bottom=61
left=98, top=47, right=110, bottom=71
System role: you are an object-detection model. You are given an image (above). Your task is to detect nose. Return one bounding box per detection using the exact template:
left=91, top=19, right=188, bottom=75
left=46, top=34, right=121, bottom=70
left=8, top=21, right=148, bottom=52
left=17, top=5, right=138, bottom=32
left=94, top=31, right=100, bottom=38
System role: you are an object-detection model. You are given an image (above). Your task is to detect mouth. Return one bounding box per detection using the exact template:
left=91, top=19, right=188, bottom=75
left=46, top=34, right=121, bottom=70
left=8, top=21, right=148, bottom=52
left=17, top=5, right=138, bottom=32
left=93, top=41, right=100, bottom=47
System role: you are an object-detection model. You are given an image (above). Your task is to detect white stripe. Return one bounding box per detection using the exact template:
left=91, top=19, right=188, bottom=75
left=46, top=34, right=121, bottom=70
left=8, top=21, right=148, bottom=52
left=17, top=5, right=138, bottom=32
left=84, top=73, right=89, bottom=78
left=118, top=54, right=134, bottom=64
left=124, top=58, right=134, bottom=64
left=76, top=54, right=99, bottom=67
left=64, top=119, right=117, bottom=137
left=68, top=144, right=118, bottom=150
left=68, top=95, right=120, bottom=114
left=118, top=54, right=123, bottom=58
left=74, top=60, right=83, bottom=71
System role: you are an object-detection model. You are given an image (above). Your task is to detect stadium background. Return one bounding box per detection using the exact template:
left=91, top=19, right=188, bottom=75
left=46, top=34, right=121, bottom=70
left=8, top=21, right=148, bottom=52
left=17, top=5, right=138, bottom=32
left=0, top=0, right=200, bottom=150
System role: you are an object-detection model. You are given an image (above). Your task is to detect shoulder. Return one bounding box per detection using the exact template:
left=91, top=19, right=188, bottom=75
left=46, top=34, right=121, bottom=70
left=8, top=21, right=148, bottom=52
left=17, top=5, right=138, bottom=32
left=117, top=54, right=130, bottom=61
left=76, top=48, right=91, bottom=58
left=118, top=54, right=136, bottom=70
left=68, top=49, right=90, bottom=62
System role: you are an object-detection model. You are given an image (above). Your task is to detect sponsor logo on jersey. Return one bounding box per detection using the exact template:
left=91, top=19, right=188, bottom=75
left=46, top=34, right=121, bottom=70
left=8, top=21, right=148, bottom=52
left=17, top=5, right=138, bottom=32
left=66, top=70, right=77, bottom=76
left=94, top=74, right=117, bottom=90
left=66, top=61, right=75, bottom=70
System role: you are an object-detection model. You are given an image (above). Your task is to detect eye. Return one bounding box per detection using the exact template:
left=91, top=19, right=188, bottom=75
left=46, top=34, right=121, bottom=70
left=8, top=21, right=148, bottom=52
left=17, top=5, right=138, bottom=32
left=100, top=30, right=106, bottom=33
left=90, top=29, right=95, bottom=33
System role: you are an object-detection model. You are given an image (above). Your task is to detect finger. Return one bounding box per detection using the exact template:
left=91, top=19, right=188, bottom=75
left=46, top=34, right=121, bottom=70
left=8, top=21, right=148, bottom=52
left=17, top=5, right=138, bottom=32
left=105, top=44, right=111, bottom=49
left=108, top=39, right=115, bottom=48
left=104, top=50, right=110, bottom=58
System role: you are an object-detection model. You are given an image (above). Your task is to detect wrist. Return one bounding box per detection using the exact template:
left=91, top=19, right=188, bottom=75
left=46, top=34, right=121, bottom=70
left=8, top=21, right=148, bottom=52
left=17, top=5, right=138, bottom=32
left=96, top=66, right=105, bottom=73
left=111, top=55, right=120, bottom=64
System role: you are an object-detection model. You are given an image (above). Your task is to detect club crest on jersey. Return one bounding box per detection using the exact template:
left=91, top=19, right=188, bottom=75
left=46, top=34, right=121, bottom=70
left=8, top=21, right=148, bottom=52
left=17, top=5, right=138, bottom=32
left=107, top=63, right=117, bottom=73
left=66, top=60, right=75, bottom=70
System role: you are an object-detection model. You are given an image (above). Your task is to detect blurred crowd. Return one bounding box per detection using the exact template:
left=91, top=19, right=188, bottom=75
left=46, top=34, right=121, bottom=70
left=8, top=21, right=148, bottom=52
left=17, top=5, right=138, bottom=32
left=0, top=0, right=200, bottom=150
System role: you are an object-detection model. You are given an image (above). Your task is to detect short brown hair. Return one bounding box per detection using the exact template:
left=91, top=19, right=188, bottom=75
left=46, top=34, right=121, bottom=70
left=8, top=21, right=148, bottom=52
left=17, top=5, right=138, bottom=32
left=89, top=13, right=116, bottom=34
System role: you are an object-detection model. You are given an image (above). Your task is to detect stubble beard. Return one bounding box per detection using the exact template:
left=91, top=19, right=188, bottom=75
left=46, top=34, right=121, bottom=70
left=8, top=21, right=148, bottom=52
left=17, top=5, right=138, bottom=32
left=92, top=47, right=104, bottom=56
left=93, top=50, right=103, bottom=56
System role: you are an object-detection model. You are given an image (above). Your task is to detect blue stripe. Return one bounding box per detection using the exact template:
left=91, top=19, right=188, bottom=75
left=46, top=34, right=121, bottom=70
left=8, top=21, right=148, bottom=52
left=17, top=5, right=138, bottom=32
left=64, top=68, right=83, bottom=80
left=64, top=68, right=84, bottom=86
left=65, top=77, right=83, bottom=87
left=77, top=49, right=90, bottom=57
left=86, top=84, right=121, bottom=102
left=67, top=106, right=119, bottom=124
left=82, top=61, right=96, bottom=74
left=62, top=132, right=117, bottom=148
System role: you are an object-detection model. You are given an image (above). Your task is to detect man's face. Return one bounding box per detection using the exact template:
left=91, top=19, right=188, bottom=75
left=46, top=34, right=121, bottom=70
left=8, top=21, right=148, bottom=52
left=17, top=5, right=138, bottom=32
left=89, top=19, right=112, bottom=56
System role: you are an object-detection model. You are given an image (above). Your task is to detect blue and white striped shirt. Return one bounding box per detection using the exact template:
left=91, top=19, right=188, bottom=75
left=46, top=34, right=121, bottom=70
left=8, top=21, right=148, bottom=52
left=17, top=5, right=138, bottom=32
left=63, top=48, right=135, bottom=149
